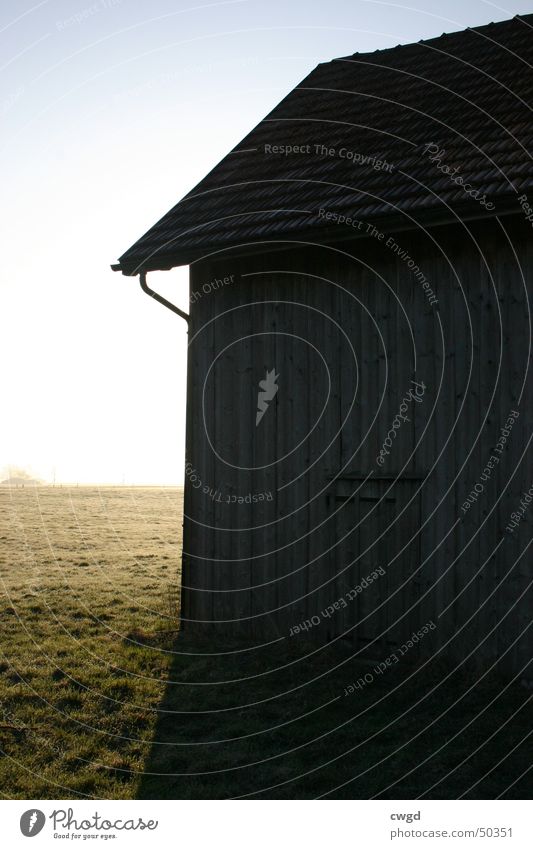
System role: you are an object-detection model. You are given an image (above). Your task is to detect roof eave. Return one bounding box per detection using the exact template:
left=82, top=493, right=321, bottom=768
left=112, top=197, right=522, bottom=276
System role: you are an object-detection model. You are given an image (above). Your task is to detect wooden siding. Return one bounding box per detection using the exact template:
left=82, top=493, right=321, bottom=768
left=181, top=217, right=532, bottom=673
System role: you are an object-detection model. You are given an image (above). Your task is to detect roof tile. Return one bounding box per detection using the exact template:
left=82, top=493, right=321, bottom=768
left=116, top=14, right=533, bottom=274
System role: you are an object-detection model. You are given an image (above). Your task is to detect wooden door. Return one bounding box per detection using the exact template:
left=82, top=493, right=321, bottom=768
left=327, top=476, right=422, bottom=653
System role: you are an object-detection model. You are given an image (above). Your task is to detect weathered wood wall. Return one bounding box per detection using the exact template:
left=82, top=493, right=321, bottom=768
left=181, top=216, right=532, bottom=673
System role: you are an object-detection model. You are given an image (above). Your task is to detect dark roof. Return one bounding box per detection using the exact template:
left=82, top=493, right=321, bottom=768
left=115, top=14, right=533, bottom=275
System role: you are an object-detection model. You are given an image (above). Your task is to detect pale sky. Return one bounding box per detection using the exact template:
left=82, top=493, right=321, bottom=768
left=1, top=0, right=529, bottom=484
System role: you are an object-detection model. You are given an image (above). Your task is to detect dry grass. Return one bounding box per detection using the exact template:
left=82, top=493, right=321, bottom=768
left=0, top=486, right=182, bottom=799
left=0, top=486, right=530, bottom=800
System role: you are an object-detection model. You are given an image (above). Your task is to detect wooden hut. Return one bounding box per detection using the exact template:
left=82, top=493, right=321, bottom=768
left=113, top=15, right=533, bottom=674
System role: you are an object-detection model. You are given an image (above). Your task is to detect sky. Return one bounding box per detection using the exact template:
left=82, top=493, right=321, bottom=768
left=1, top=0, right=531, bottom=485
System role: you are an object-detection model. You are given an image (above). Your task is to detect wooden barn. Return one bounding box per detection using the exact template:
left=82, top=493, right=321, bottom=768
left=113, top=15, right=533, bottom=674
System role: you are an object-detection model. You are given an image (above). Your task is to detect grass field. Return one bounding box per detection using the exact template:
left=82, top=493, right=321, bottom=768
left=0, top=486, right=530, bottom=799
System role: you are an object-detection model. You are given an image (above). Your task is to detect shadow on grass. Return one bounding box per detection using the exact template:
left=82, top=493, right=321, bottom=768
left=137, top=633, right=532, bottom=799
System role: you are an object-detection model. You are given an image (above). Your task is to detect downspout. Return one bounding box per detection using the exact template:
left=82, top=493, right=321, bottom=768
left=139, top=270, right=189, bottom=323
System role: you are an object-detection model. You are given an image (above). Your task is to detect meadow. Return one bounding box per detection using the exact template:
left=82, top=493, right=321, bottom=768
left=0, top=486, right=530, bottom=799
